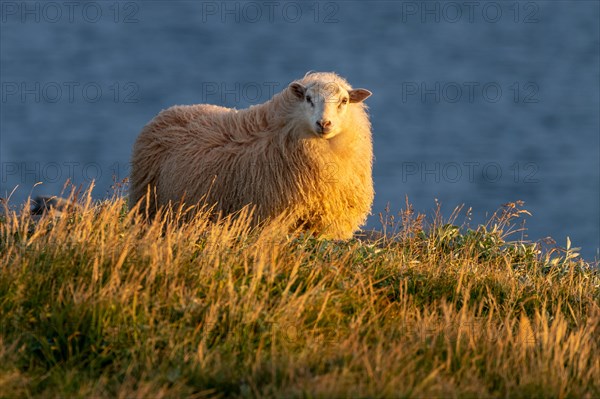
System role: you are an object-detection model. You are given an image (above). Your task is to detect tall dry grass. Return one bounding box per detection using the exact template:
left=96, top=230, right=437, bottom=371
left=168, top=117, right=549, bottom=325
left=0, top=188, right=598, bottom=398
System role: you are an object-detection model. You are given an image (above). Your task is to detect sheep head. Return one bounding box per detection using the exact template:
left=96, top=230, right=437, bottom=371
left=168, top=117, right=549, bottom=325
left=289, top=79, right=371, bottom=140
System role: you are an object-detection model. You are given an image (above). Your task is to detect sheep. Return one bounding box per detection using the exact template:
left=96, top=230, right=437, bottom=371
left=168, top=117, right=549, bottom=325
left=129, top=72, right=373, bottom=239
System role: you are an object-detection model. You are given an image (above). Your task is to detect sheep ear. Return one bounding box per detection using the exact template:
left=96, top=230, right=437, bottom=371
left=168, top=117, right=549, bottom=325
left=349, top=89, right=372, bottom=103
left=289, top=83, right=306, bottom=99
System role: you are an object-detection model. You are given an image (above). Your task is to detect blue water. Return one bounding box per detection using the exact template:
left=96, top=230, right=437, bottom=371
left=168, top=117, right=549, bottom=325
left=1, top=1, right=598, bottom=259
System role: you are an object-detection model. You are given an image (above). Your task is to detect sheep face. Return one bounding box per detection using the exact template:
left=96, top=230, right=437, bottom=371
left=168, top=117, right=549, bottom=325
left=289, top=81, right=371, bottom=139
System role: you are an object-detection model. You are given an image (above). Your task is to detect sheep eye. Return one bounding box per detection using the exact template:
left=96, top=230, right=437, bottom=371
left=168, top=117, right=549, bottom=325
left=342, top=98, right=348, bottom=104
left=306, top=95, right=312, bottom=104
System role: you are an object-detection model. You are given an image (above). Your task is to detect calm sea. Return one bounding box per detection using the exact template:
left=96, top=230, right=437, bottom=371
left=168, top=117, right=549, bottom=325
left=1, top=1, right=598, bottom=259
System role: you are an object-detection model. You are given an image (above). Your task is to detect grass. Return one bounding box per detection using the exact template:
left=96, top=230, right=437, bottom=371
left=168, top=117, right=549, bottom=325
left=0, top=189, right=598, bottom=398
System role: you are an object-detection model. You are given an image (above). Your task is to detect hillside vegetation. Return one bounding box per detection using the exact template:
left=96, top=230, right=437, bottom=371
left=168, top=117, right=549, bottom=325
left=0, top=190, right=598, bottom=398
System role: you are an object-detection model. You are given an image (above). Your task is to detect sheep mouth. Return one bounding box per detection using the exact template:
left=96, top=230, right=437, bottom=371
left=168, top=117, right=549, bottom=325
left=315, top=127, right=333, bottom=137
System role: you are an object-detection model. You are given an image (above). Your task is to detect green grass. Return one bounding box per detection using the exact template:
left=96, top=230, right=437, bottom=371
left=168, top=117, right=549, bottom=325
left=0, top=193, right=598, bottom=398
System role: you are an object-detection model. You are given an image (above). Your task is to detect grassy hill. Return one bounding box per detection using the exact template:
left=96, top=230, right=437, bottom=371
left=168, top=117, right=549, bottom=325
left=0, top=193, right=598, bottom=398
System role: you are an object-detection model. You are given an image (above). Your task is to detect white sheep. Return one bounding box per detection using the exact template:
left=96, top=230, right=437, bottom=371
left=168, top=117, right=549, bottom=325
left=129, top=72, right=373, bottom=239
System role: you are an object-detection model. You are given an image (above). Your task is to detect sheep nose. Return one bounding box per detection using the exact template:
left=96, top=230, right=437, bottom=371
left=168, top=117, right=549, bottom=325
left=316, top=120, right=332, bottom=129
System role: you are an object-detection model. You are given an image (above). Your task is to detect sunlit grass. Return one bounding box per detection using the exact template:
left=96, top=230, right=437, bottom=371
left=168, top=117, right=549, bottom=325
left=0, top=188, right=598, bottom=398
